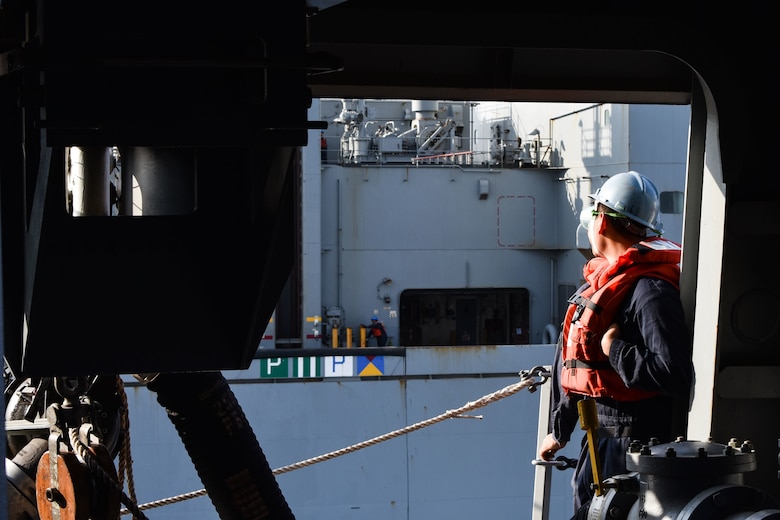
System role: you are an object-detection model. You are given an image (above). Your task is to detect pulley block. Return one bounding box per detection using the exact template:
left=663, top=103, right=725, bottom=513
left=35, top=445, right=119, bottom=520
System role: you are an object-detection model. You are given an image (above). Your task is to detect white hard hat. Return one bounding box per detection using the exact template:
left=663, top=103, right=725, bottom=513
left=589, top=171, right=663, bottom=235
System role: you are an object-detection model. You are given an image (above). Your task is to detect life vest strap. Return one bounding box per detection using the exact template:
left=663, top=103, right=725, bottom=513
left=568, top=294, right=602, bottom=322
left=563, top=359, right=612, bottom=370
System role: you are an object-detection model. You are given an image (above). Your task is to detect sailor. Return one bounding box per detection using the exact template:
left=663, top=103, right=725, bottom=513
left=363, top=315, right=388, bottom=347
left=537, top=171, right=694, bottom=518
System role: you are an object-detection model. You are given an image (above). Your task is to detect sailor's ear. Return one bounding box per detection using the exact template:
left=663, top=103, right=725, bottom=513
left=596, top=213, right=609, bottom=234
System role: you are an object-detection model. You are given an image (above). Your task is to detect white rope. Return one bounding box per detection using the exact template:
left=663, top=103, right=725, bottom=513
left=273, top=375, right=536, bottom=474
left=121, top=374, right=541, bottom=515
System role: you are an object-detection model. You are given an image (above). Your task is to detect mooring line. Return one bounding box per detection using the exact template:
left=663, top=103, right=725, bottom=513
left=120, top=370, right=546, bottom=515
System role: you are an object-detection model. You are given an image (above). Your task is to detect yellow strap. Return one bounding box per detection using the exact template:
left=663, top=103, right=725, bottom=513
left=577, top=398, right=604, bottom=496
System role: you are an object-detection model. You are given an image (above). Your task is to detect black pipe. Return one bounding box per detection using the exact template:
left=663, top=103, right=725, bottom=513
left=6, top=437, right=48, bottom=520
left=147, top=372, right=295, bottom=520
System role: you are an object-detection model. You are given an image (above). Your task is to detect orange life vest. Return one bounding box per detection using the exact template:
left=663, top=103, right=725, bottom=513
left=560, top=237, right=681, bottom=401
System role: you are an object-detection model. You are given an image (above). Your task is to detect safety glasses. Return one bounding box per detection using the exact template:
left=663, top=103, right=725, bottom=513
left=591, top=209, right=627, bottom=219
left=579, top=207, right=627, bottom=229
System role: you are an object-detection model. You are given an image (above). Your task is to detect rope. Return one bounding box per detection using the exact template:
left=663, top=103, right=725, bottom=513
left=273, top=374, right=537, bottom=474
left=68, top=427, right=149, bottom=520
left=116, top=376, right=140, bottom=508
left=120, top=372, right=543, bottom=515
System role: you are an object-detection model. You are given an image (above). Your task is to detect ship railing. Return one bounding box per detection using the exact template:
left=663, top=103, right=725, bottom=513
left=411, top=150, right=474, bottom=166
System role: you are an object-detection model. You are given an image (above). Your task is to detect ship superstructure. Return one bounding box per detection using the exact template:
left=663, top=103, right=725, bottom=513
left=268, top=99, right=689, bottom=352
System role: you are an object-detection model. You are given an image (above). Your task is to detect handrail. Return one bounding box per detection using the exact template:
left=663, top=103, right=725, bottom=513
left=411, top=150, right=473, bottom=162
